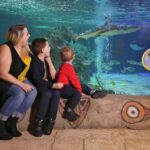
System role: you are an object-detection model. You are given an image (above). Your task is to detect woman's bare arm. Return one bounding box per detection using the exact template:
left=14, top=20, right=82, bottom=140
left=0, top=45, right=34, bottom=92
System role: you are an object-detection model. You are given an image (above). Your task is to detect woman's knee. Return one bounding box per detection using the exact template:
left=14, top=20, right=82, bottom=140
left=26, top=88, right=37, bottom=105
left=29, top=88, right=37, bottom=99
left=8, top=85, right=25, bottom=102
left=23, top=79, right=37, bottom=100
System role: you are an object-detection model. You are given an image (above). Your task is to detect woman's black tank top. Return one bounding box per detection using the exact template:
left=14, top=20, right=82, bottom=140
left=0, top=41, right=26, bottom=106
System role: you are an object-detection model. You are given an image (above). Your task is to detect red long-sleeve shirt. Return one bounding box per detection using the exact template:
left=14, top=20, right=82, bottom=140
left=56, top=63, right=82, bottom=93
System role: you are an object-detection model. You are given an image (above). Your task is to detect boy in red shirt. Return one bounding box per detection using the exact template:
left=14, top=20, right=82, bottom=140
left=56, top=47, right=108, bottom=122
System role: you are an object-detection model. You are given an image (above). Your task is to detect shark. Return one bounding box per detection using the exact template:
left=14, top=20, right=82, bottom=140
left=30, top=25, right=51, bottom=29
left=77, top=23, right=140, bottom=40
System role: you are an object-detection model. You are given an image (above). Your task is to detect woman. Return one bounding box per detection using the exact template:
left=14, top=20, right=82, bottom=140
left=0, top=24, right=37, bottom=140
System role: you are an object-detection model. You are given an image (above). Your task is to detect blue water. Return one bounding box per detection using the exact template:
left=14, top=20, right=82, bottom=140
left=0, top=0, right=150, bottom=95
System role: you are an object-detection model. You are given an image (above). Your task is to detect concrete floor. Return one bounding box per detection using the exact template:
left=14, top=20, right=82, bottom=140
left=1, top=94, right=150, bottom=150
left=0, top=129, right=150, bottom=150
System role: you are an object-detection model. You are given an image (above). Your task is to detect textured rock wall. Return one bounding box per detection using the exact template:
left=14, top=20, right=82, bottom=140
left=17, top=94, right=150, bottom=131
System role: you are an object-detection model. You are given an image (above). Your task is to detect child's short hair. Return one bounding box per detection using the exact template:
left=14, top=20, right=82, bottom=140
left=60, top=47, right=74, bottom=62
left=31, top=38, right=47, bottom=56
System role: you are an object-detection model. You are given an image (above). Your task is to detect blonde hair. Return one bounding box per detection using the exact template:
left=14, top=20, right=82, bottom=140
left=60, top=47, right=74, bottom=62
left=7, top=24, right=27, bottom=45
left=7, top=24, right=31, bottom=58
left=21, top=45, right=32, bottom=59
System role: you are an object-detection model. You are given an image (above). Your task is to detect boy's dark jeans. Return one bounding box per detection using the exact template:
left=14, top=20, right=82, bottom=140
left=60, top=83, right=91, bottom=110
left=36, top=87, right=60, bottom=121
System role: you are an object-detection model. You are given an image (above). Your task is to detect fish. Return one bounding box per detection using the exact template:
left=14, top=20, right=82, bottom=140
left=30, top=25, right=50, bottom=29
left=109, top=60, right=120, bottom=66
left=121, top=67, right=135, bottom=73
left=129, top=43, right=145, bottom=51
left=82, top=60, right=92, bottom=66
left=77, top=24, right=140, bottom=40
left=127, top=60, right=142, bottom=66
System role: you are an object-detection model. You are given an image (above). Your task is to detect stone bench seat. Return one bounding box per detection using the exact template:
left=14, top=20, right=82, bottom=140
left=17, top=94, right=150, bottom=131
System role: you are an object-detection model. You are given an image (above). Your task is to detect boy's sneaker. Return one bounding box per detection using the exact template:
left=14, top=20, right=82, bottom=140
left=62, top=108, right=80, bottom=122
left=91, top=90, right=108, bottom=98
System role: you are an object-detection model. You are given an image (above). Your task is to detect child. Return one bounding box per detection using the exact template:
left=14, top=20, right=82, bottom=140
left=29, top=38, right=63, bottom=137
left=56, top=47, right=108, bottom=122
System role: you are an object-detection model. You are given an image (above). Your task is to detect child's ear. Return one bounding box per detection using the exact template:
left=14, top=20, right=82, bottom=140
left=41, top=48, right=45, bottom=53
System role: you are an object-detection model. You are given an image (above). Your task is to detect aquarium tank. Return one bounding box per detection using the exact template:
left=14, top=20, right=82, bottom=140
left=0, top=0, right=150, bottom=95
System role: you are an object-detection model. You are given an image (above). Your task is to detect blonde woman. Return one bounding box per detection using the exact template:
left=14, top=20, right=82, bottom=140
left=0, top=24, right=37, bottom=140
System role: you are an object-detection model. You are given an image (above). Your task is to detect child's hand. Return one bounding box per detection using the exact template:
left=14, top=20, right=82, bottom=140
left=43, top=78, right=48, bottom=81
left=52, top=83, right=64, bottom=89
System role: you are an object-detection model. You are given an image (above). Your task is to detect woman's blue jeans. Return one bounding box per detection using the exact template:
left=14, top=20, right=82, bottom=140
left=0, top=79, right=37, bottom=121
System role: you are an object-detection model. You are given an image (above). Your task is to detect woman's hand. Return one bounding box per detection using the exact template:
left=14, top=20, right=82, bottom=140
left=52, top=83, right=64, bottom=89
left=20, top=82, right=34, bottom=92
